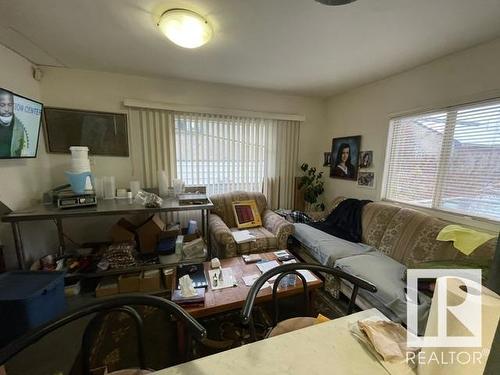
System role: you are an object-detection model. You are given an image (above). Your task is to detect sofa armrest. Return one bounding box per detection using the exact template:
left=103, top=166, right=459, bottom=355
left=208, top=214, right=237, bottom=258
left=262, top=209, right=295, bottom=249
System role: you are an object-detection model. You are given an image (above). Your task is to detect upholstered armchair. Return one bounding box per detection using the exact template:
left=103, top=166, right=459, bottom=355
left=209, top=191, right=294, bottom=258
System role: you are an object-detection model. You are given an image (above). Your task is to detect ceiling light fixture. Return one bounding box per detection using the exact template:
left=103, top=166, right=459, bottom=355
left=158, top=8, right=212, bottom=49
left=315, top=0, right=358, bottom=5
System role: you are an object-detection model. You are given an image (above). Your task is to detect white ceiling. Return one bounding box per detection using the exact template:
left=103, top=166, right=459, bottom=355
left=1, top=0, right=500, bottom=97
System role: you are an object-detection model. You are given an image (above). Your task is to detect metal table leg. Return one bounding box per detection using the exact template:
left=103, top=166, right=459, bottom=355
left=11, top=222, right=26, bottom=270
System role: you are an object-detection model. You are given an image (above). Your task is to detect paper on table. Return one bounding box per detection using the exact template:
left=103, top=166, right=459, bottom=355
left=242, top=274, right=270, bottom=289
left=282, top=259, right=318, bottom=282
left=208, top=268, right=237, bottom=290
left=256, top=260, right=280, bottom=273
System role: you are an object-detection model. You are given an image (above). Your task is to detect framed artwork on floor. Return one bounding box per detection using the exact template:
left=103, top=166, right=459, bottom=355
left=330, top=135, right=361, bottom=180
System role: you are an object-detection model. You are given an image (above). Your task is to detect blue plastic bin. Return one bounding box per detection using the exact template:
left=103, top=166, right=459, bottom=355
left=0, top=271, right=66, bottom=347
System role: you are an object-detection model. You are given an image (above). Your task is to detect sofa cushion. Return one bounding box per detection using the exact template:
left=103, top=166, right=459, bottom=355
left=231, top=227, right=277, bottom=254
left=293, top=223, right=374, bottom=265
left=211, top=191, right=268, bottom=228
left=361, top=202, right=400, bottom=249
left=334, top=252, right=432, bottom=331
left=377, top=208, right=461, bottom=266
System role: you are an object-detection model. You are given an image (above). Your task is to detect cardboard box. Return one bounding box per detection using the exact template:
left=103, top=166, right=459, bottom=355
left=162, top=268, right=174, bottom=290
left=95, top=277, right=119, bottom=298
left=110, top=218, right=136, bottom=243
left=118, top=273, right=141, bottom=293
left=135, top=214, right=165, bottom=253
left=140, top=269, right=161, bottom=292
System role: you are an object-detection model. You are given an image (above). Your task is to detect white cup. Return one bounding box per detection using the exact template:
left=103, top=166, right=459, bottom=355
left=130, top=180, right=141, bottom=198
left=103, top=176, right=116, bottom=199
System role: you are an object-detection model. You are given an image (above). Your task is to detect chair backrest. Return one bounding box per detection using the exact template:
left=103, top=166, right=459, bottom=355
left=210, top=191, right=268, bottom=228
left=0, top=295, right=206, bottom=373
left=240, top=263, right=377, bottom=327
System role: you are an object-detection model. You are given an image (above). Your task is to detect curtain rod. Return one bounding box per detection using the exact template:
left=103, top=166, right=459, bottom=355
left=123, top=99, right=306, bottom=122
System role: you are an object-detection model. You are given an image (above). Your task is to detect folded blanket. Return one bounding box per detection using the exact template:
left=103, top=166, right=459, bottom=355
left=310, top=198, right=371, bottom=242
left=436, top=224, right=495, bottom=255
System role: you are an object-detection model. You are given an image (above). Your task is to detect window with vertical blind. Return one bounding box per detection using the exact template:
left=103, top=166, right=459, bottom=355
left=174, top=113, right=268, bottom=195
left=383, top=99, right=500, bottom=221
left=173, top=112, right=301, bottom=208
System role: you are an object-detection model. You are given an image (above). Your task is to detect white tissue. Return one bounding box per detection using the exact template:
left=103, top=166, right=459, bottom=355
left=179, top=274, right=197, bottom=297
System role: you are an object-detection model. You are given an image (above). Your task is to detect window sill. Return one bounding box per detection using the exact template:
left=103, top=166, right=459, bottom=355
left=381, top=199, right=500, bottom=234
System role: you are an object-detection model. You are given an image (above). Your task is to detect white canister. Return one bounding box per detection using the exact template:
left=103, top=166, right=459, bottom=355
left=69, top=146, right=89, bottom=160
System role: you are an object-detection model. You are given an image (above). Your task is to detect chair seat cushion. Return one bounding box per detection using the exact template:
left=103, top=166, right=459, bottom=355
left=268, top=317, right=317, bottom=338
left=231, top=227, right=278, bottom=254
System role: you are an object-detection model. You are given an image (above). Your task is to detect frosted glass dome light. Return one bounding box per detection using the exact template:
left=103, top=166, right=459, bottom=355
left=158, top=9, right=212, bottom=49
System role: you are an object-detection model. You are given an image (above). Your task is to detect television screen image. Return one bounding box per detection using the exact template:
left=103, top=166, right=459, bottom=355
left=0, top=88, right=43, bottom=159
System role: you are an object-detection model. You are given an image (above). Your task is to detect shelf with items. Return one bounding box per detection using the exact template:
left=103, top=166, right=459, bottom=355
left=1, top=196, right=213, bottom=270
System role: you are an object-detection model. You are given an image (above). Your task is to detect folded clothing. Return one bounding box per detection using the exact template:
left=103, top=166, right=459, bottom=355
left=436, top=224, right=495, bottom=255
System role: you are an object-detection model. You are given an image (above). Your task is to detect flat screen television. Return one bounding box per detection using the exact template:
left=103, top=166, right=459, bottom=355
left=0, top=87, right=43, bottom=159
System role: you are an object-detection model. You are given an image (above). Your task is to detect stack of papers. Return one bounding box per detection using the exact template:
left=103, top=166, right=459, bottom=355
left=232, top=230, right=256, bottom=244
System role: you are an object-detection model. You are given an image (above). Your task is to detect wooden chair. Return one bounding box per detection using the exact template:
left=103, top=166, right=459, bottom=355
left=240, top=263, right=377, bottom=340
left=0, top=295, right=206, bottom=375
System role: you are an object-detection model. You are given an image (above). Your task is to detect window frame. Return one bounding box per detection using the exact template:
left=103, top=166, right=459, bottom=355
left=381, top=98, right=500, bottom=226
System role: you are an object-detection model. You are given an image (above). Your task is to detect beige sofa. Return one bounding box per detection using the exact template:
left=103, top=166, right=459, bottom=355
left=208, top=191, right=294, bottom=258
left=292, top=197, right=497, bottom=326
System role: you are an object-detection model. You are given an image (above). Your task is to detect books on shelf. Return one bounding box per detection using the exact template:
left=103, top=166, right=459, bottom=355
left=231, top=230, right=256, bottom=244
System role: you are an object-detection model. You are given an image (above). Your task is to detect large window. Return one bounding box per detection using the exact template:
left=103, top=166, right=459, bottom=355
left=384, top=99, right=500, bottom=221
left=174, top=113, right=269, bottom=195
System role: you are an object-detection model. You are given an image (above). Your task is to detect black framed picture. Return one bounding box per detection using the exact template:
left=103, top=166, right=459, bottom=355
left=330, top=135, right=361, bottom=180
left=44, top=107, right=129, bottom=156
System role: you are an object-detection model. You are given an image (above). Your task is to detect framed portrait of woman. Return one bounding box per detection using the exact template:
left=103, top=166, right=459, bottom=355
left=330, top=135, right=361, bottom=180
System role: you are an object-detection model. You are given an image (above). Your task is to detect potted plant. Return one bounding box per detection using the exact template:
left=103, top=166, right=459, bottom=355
left=298, top=163, right=325, bottom=211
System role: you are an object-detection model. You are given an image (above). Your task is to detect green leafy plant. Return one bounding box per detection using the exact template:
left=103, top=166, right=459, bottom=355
left=298, top=163, right=325, bottom=211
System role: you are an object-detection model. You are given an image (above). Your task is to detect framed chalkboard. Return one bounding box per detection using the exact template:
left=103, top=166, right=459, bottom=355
left=44, top=107, right=129, bottom=156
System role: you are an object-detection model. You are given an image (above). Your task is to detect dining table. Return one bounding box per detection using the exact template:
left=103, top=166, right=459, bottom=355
left=152, top=308, right=406, bottom=375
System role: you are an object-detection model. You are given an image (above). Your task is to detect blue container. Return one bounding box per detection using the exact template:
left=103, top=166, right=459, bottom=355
left=65, top=171, right=93, bottom=194
left=0, top=271, right=66, bottom=347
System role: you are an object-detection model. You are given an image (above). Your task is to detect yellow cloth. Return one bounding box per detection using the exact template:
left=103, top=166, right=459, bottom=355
left=436, top=224, right=495, bottom=255
left=314, top=314, right=330, bottom=324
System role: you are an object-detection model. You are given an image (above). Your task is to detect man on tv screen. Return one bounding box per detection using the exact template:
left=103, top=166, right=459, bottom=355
left=0, top=89, right=26, bottom=157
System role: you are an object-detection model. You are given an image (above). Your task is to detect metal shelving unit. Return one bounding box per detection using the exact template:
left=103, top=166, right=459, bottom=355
left=2, top=197, right=213, bottom=270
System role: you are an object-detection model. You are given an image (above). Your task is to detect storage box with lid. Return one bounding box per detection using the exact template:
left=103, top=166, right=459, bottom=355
left=0, top=271, right=66, bottom=347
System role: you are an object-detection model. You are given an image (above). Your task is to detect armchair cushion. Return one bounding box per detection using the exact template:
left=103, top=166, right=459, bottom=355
left=211, top=191, right=268, bottom=228
left=232, top=227, right=277, bottom=254
left=262, top=209, right=295, bottom=250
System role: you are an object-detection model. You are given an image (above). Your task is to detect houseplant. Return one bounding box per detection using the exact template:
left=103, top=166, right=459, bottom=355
left=298, top=163, right=325, bottom=211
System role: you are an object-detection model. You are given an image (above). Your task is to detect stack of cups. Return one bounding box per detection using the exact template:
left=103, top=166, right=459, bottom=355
left=69, top=146, right=93, bottom=190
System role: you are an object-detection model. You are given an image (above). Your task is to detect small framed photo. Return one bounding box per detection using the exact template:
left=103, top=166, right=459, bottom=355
left=330, top=135, right=361, bottom=180
left=359, top=151, right=373, bottom=168
left=323, top=152, right=331, bottom=166
left=357, top=172, right=375, bottom=189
